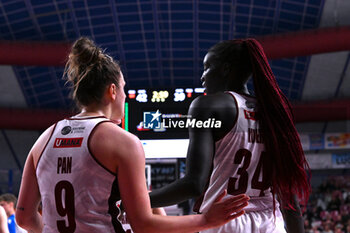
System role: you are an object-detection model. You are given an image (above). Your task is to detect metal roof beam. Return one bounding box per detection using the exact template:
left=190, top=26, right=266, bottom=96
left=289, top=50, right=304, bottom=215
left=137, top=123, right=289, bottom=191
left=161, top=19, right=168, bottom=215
left=1, top=26, right=350, bottom=66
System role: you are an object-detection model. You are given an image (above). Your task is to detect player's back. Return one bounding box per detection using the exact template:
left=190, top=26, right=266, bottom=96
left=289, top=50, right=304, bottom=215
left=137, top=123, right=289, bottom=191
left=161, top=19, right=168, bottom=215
left=199, top=91, right=273, bottom=214
left=36, top=116, right=127, bottom=233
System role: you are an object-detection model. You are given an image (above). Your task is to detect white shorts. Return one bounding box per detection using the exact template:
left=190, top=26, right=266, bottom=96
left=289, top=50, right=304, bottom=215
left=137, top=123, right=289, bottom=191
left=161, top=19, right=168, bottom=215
left=200, top=208, right=286, bottom=233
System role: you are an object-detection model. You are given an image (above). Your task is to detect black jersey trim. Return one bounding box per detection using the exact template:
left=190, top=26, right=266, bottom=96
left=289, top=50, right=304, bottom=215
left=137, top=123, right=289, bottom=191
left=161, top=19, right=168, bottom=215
left=36, top=123, right=57, bottom=171
left=108, top=177, right=127, bottom=233
left=87, top=120, right=117, bottom=176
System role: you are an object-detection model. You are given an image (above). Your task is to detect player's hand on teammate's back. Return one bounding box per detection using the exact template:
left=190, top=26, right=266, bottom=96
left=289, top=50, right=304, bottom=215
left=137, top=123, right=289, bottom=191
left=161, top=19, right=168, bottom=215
left=203, top=189, right=249, bottom=228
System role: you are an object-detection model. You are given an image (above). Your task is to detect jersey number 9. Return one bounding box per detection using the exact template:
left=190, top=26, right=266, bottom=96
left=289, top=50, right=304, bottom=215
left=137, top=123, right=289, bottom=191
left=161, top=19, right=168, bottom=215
left=55, top=180, right=76, bottom=233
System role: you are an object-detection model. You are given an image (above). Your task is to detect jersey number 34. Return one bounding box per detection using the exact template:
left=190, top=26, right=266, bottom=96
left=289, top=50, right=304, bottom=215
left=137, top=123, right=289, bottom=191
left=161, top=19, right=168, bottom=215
left=227, top=149, right=271, bottom=197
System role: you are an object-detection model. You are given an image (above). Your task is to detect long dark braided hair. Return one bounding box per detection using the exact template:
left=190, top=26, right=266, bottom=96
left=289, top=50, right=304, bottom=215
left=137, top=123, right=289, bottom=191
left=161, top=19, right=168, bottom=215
left=208, top=38, right=310, bottom=211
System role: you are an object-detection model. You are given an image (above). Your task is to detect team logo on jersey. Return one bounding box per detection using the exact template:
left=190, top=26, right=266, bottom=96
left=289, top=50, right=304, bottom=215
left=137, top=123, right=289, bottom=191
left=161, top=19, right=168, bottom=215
left=244, top=110, right=256, bottom=121
left=54, top=137, right=83, bottom=148
left=61, top=126, right=72, bottom=135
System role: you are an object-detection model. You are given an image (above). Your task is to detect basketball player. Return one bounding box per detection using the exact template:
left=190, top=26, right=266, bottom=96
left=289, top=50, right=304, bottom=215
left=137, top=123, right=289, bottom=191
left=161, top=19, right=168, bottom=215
left=0, top=206, right=9, bottom=233
left=150, top=39, right=310, bottom=233
left=15, top=37, right=249, bottom=233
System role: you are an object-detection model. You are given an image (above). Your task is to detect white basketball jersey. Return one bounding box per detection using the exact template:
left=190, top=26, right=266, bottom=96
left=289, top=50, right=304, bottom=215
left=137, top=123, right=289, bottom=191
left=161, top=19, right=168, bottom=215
left=199, top=92, right=275, bottom=214
left=36, top=116, right=132, bottom=233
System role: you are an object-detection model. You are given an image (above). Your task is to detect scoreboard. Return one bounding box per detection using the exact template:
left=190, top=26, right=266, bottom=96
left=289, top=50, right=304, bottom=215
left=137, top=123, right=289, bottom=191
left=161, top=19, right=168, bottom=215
left=122, top=87, right=205, bottom=140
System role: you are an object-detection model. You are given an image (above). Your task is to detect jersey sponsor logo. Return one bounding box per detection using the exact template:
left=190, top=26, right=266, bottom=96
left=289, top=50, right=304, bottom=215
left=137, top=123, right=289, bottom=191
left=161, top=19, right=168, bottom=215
left=54, top=138, right=83, bottom=148
left=61, top=126, right=72, bottom=135
left=244, top=110, right=256, bottom=121
left=71, top=126, right=85, bottom=134
left=61, top=126, right=85, bottom=135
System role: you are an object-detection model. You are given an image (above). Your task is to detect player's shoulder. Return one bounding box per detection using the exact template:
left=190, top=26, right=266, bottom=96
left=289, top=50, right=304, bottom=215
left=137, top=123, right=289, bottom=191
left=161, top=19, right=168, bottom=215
left=92, top=121, right=143, bottom=153
left=31, top=124, right=56, bottom=161
left=94, top=121, right=140, bottom=143
left=191, top=92, right=236, bottom=107
left=88, top=121, right=144, bottom=172
left=189, top=92, right=236, bottom=116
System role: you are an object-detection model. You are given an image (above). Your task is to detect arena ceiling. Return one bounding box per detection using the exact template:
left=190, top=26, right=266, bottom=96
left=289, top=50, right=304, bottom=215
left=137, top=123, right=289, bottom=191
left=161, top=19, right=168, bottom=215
left=0, top=0, right=349, bottom=111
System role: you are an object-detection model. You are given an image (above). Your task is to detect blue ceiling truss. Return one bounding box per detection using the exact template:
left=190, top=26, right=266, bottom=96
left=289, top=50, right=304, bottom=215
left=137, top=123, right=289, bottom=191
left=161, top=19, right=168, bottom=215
left=0, top=0, right=325, bottom=109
